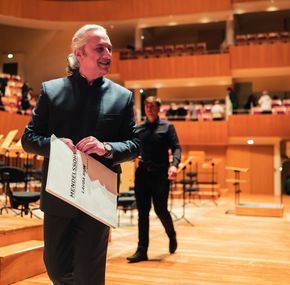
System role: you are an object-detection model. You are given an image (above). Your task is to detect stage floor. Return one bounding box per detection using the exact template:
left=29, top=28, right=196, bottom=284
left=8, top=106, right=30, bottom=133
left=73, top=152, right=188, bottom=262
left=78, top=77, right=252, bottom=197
left=4, top=194, right=290, bottom=285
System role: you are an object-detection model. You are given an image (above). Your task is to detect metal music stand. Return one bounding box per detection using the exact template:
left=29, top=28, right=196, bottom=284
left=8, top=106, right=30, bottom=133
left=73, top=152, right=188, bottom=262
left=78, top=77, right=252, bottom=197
left=175, top=164, right=194, bottom=226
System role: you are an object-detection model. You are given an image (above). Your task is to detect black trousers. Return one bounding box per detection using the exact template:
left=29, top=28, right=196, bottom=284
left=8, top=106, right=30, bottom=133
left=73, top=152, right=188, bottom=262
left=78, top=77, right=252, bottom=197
left=44, top=211, right=110, bottom=285
left=134, top=167, right=176, bottom=250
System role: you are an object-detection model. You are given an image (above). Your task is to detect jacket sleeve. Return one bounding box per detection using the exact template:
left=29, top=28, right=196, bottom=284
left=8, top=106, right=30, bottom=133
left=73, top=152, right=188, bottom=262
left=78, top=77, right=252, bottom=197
left=168, top=123, right=181, bottom=168
left=109, top=92, right=140, bottom=165
left=21, top=84, right=51, bottom=158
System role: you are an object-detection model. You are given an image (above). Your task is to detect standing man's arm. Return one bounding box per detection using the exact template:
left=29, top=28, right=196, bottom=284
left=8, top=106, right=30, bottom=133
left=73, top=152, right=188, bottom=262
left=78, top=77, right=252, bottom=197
left=21, top=85, right=52, bottom=157
left=167, top=123, right=181, bottom=180
left=107, top=92, right=140, bottom=165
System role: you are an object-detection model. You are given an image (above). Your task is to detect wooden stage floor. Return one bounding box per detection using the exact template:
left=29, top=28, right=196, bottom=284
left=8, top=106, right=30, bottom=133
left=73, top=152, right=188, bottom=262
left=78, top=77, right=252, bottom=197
left=6, top=194, right=290, bottom=285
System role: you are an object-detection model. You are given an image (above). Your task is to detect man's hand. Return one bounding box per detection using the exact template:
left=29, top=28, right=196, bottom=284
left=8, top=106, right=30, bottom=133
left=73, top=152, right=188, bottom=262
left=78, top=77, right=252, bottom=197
left=61, top=138, right=77, bottom=153
left=168, top=165, right=178, bottom=180
left=76, top=136, right=107, bottom=156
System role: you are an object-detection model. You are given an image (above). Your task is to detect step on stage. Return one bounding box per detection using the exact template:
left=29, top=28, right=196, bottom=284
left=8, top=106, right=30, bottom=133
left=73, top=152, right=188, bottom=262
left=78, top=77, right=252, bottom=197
left=235, top=202, right=284, bottom=217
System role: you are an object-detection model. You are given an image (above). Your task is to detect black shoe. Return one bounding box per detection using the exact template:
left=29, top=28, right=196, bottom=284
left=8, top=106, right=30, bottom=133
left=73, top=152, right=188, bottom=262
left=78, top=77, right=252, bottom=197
left=127, top=250, right=148, bottom=263
left=169, top=236, right=177, bottom=254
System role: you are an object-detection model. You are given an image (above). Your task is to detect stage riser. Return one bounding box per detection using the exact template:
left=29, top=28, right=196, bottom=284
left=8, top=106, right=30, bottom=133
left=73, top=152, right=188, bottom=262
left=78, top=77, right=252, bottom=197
left=171, top=191, right=220, bottom=200
left=0, top=226, right=43, bottom=247
left=0, top=240, right=45, bottom=285
left=235, top=206, right=284, bottom=217
left=0, top=217, right=43, bottom=247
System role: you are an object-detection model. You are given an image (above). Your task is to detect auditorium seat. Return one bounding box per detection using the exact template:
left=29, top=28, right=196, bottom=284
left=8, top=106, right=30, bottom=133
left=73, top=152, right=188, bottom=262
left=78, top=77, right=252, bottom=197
left=235, top=34, right=247, bottom=45
left=154, top=45, right=165, bottom=57
left=268, top=32, right=280, bottom=43
left=280, top=31, right=290, bottom=42
left=143, top=46, right=154, bottom=58
left=195, top=42, right=207, bottom=54
left=246, top=34, right=257, bottom=44
left=257, top=33, right=268, bottom=44
left=185, top=43, right=196, bottom=55
left=175, top=44, right=186, bottom=56
left=164, top=44, right=175, bottom=56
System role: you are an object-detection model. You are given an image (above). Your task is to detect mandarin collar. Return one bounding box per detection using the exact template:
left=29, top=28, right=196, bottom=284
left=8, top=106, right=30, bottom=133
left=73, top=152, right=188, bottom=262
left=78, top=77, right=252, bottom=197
left=73, top=70, right=105, bottom=88
left=145, top=117, right=160, bottom=126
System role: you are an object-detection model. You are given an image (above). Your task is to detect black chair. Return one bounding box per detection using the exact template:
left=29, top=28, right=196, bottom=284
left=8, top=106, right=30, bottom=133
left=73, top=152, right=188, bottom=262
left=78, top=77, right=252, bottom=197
left=0, top=166, right=40, bottom=218
left=117, top=189, right=136, bottom=226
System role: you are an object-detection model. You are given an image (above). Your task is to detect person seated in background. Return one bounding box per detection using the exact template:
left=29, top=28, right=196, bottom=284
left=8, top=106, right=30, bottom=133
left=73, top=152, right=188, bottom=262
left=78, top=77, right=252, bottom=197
left=258, top=90, right=272, bottom=114
left=211, top=100, right=225, bottom=120
left=166, top=102, right=177, bottom=120
left=175, top=103, right=188, bottom=120
left=20, top=81, right=32, bottom=114
left=272, top=95, right=282, bottom=107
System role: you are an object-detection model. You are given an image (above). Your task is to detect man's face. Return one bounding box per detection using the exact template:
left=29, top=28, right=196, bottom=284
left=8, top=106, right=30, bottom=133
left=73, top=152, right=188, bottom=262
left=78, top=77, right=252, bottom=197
left=145, top=102, right=160, bottom=122
left=76, top=30, right=112, bottom=79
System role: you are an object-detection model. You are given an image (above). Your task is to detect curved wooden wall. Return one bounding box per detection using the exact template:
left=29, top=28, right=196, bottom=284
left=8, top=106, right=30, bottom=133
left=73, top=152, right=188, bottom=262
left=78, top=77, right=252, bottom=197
left=173, top=121, right=228, bottom=146
left=228, top=114, right=290, bottom=137
left=119, top=54, right=231, bottom=81
left=230, top=43, right=290, bottom=69
left=172, top=115, right=290, bottom=146
left=0, top=0, right=231, bottom=22
left=0, top=112, right=288, bottom=145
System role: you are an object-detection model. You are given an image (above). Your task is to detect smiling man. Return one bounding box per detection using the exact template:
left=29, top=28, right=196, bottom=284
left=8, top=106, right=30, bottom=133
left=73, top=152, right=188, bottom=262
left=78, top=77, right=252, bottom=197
left=21, top=24, right=140, bottom=285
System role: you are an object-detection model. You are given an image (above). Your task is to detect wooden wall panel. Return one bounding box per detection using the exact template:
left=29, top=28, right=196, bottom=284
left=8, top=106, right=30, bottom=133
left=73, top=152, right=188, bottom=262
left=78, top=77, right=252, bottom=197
left=182, top=145, right=227, bottom=189
left=230, top=43, right=290, bottom=69
left=173, top=121, right=228, bottom=146
left=232, top=0, right=265, bottom=2
left=0, top=112, right=29, bottom=140
left=226, top=145, right=274, bottom=195
left=228, top=115, right=290, bottom=137
left=0, top=113, right=288, bottom=146
left=119, top=54, right=231, bottom=81
left=0, top=0, right=231, bottom=21
left=250, top=146, right=274, bottom=195
left=110, top=52, right=120, bottom=75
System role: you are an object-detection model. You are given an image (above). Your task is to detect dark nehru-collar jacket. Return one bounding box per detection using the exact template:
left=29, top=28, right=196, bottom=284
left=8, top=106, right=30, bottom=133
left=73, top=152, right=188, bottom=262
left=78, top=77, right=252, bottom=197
left=137, top=118, right=181, bottom=172
left=21, top=71, right=140, bottom=217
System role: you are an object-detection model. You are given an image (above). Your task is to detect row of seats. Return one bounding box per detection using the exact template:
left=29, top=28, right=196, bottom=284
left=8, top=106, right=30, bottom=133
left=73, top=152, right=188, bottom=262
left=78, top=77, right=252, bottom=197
left=236, top=31, right=290, bottom=45
left=120, top=42, right=207, bottom=60
left=1, top=95, right=34, bottom=115
left=251, top=106, right=290, bottom=115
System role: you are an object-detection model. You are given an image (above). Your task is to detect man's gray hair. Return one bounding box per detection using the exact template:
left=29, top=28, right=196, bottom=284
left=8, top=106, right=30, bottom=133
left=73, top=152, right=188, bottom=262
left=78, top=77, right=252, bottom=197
left=67, top=24, right=107, bottom=74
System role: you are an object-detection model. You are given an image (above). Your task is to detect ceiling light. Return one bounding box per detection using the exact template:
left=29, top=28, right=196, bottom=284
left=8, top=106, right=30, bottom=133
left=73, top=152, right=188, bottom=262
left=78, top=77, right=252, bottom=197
left=247, top=139, right=254, bottom=145
left=200, top=17, right=210, bottom=23
left=235, top=9, right=245, bottom=15
left=168, top=21, right=178, bottom=26
left=7, top=53, right=14, bottom=59
left=266, top=6, right=279, bottom=12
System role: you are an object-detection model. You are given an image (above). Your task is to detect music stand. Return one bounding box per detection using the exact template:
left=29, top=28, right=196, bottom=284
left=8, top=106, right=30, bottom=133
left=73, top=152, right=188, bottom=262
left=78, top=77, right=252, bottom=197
left=175, top=164, right=194, bottom=226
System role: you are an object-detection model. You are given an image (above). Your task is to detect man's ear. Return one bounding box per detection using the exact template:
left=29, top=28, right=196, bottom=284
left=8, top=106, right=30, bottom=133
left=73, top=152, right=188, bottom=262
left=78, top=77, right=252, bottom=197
left=74, top=49, right=82, bottom=60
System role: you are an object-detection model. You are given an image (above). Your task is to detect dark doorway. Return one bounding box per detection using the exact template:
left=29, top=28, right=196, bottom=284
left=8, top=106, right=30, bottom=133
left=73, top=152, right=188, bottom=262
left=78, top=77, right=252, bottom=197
left=3, top=63, right=18, bottom=75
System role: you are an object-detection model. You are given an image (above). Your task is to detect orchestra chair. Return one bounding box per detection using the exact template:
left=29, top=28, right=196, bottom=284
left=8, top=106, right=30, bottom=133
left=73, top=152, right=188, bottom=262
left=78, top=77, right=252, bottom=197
left=0, top=166, right=40, bottom=218
left=117, top=188, right=136, bottom=226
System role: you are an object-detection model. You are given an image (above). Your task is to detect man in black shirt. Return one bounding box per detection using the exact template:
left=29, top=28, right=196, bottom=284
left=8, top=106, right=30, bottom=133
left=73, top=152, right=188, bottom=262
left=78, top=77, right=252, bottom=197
left=127, top=96, right=181, bottom=263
